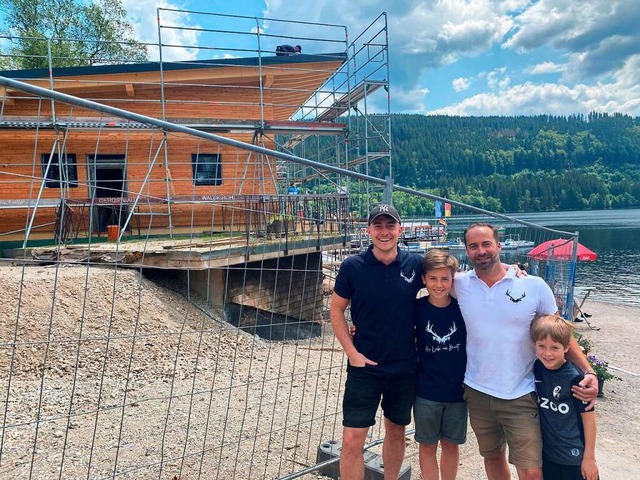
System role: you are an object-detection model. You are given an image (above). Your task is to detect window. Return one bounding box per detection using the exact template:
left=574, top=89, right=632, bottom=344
left=41, top=153, right=78, bottom=188
left=192, top=153, right=222, bottom=186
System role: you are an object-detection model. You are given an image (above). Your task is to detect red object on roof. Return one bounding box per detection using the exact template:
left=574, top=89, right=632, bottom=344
left=528, top=239, right=598, bottom=261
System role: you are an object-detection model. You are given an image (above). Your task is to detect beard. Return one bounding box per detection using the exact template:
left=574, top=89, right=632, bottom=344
left=470, top=253, right=499, bottom=271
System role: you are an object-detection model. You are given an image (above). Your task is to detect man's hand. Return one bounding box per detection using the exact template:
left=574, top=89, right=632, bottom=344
left=502, top=262, right=528, bottom=277
left=572, top=373, right=598, bottom=410
left=348, top=351, right=378, bottom=368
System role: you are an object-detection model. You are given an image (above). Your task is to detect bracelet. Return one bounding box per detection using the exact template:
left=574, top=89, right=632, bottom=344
left=584, top=371, right=597, bottom=376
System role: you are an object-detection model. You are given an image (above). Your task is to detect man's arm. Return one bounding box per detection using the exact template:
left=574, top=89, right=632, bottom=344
left=329, top=292, right=377, bottom=367
left=566, top=336, right=598, bottom=408
left=580, top=411, right=598, bottom=480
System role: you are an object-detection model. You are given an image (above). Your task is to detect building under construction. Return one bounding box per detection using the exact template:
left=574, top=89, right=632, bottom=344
left=0, top=10, right=391, bottom=247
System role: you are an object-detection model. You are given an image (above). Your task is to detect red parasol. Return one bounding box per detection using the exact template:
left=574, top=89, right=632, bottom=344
left=527, top=238, right=597, bottom=261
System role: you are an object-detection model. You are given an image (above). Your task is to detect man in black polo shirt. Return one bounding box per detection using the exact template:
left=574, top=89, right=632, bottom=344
left=331, top=204, right=423, bottom=480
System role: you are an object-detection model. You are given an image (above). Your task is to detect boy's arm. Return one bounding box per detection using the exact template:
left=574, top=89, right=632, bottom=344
left=580, top=411, right=598, bottom=480
left=329, top=292, right=377, bottom=367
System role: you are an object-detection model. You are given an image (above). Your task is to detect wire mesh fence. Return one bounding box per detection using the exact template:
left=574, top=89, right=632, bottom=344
left=0, top=11, right=582, bottom=479
left=0, top=105, right=580, bottom=480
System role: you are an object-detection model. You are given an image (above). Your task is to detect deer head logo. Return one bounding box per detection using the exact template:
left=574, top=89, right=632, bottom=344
left=400, top=269, right=415, bottom=284
left=425, top=321, right=457, bottom=345
left=505, top=289, right=526, bottom=303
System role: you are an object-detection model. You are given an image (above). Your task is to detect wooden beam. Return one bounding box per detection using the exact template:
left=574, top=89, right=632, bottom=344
left=125, top=83, right=136, bottom=98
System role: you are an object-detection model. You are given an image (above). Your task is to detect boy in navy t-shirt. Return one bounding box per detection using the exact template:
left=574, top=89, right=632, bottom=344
left=414, top=249, right=467, bottom=480
left=530, top=314, right=599, bottom=480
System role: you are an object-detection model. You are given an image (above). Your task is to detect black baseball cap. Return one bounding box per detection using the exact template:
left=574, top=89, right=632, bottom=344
left=367, top=204, right=401, bottom=224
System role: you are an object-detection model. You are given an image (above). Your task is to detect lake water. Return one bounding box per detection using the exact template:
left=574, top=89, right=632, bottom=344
left=397, top=208, right=639, bottom=307
left=504, top=209, right=640, bottom=307
left=438, top=209, right=639, bottom=307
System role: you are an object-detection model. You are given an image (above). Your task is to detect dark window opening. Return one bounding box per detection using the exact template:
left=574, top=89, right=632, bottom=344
left=41, top=153, right=78, bottom=188
left=192, top=153, right=222, bottom=186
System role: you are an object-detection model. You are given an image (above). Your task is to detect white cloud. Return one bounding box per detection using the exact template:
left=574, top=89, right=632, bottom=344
left=428, top=78, right=640, bottom=116
left=505, top=0, right=640, bottom=80
left=486, top=67, right=508, bottom=90
left=263, top=1, right=515, bottom=105
left=452, top=77, right=471, bottom=92
left=391, top=86, right=430, bottom=114
left=528, top=62, right=565, bottom=74
left=122, top=0, right=200, bottom=61
left=111, top=1, right=640, bottom=115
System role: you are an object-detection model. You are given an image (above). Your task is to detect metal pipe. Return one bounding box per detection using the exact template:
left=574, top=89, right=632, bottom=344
left=0, top=75, right=575, bottom=237
left=277, top=428, right=417, bottom=480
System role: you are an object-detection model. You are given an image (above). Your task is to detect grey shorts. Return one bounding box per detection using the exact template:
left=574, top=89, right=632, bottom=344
left=413, top=396, right=468, bottom=445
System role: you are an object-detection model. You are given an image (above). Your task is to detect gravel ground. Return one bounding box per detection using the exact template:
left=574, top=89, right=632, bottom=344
left=0, top=264, right=637, bottom=479
left=0, top=265, right=347, bottom=479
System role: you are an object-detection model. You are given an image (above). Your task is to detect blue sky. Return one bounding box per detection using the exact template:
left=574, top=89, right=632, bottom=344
left=73, top=1, right=640, bottom=116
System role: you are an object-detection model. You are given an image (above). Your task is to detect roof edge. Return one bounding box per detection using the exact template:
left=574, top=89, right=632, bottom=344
left=0, top=52, right=348, bottom=79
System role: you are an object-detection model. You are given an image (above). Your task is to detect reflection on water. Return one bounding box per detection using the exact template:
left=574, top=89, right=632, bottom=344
left=514, top=209, right=640, bottom=307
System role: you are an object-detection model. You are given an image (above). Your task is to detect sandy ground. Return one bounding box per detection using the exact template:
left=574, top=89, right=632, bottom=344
left=0, top=264, right=637, bottom=479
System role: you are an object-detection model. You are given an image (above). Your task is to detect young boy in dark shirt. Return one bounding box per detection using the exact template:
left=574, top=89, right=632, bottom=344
left=414, top=249, right=467, bottom=480
left=530, top=314, right=599, bottom=480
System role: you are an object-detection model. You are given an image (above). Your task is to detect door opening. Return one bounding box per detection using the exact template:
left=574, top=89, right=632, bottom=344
left=88, top=154, right=129, bottom=234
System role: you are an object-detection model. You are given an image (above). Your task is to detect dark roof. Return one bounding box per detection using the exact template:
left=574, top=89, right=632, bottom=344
left=0, top=52, right=347, bottom=79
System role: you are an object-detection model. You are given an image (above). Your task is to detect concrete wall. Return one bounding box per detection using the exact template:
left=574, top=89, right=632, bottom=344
left=226, top=253, right=323, bottom=323
left=182, top=252, right=324, bottom=331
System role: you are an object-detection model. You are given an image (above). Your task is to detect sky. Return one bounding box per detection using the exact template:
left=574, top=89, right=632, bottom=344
left=45, top=1, right=640, bottom=117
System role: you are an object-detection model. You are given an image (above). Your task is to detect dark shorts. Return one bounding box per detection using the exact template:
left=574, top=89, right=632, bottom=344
left=413, top=396, right=468, bottom=445
left=463, top=386, right=542, bottom=469
left=342, top=367, right=415, bottom=428
left=543, top=455, right=584, bottom=480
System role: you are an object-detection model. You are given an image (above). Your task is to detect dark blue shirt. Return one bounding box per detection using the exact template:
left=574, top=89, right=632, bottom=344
left=415, top=297, right=467, bottom=402
left=534, top=360, right=589, bottom=466
left=333, top=246, right=423, bottom=374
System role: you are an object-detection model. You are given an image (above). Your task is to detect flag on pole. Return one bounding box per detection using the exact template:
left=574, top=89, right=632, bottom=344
left=444, top=203, right=452, bottom=217
left=434, top=200, right=443, bottom=218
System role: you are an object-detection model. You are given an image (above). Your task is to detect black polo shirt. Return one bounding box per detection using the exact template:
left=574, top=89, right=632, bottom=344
left=334, top=245, right=423, bottom=374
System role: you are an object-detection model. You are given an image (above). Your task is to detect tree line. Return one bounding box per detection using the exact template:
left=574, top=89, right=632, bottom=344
left=367, top=113, right=640, bottom=214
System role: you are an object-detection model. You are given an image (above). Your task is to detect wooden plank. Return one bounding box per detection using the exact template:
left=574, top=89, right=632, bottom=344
left=125, top=83, right=136, bottom=98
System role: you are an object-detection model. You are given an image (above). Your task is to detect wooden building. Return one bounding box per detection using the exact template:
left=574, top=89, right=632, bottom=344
left=0, top=52, right=347, bottom=244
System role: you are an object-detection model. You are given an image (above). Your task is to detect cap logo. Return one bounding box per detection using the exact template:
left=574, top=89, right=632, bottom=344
left=378, top=205, right=390, bottom=212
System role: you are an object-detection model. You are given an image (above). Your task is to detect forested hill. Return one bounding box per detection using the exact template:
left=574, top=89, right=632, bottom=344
left=375, top=113, right=640, bottom=213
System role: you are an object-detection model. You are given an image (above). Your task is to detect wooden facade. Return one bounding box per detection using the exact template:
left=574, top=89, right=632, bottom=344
left=0, top=54, right=347, bottom=242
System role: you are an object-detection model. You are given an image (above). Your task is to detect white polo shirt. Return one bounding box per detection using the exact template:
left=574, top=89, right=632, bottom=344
left=453, top=267, right=557, bottom=399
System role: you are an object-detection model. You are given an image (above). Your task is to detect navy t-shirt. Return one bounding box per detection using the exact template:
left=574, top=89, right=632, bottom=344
left=333, top=246, right=423, bottom=374
left=414, top=297, right=467, bottom=402
left=534, top=360, right=590, bottom=466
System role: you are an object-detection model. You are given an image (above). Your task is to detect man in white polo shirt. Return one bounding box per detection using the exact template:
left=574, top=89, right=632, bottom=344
left=453, top=223, right=598, bottom=480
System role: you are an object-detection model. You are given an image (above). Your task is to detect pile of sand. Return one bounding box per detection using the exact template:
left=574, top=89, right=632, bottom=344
left=0, top=264, right=346, bottom=479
